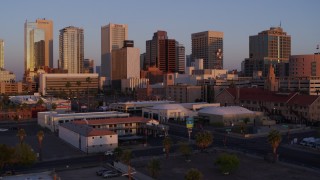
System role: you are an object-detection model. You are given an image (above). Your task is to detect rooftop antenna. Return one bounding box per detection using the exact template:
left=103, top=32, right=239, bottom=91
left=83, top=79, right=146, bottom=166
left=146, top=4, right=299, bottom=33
left=279, top=21, right=282, bottom=27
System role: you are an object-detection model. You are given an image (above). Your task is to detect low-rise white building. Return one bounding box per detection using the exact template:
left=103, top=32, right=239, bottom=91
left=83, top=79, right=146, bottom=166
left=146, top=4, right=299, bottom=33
left=109, top=100, right=175, bottom=113
left=197, top=106, right=263, bottom=126
left=38, top=111, right=130, bottom=132
left=59, top=122, right=118, bottom=153
left=142, top=104, right=198, bottom=123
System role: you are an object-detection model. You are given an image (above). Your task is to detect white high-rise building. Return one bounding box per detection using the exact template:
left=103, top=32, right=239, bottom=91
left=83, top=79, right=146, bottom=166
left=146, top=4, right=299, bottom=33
left=59, top=26, right=84, bottom=73
left=101, top=23, right=128, bottom=78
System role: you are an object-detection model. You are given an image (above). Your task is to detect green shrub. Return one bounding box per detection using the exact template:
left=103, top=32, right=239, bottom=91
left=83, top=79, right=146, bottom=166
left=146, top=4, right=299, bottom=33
left=215, top=153, right=240, bottom=174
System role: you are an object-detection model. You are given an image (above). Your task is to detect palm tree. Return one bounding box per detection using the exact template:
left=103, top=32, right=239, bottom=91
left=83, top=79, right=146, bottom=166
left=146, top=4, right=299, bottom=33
left=17, top=128, right=26, bottom=145
left=184, top=168, right=203, bottom=180
left=162, top=137, right=172, bottom=159
left=86, top=77, right=92, bottom=111
left=113, top=147, right=123, bottom=162
left=65, top=81, right=72, bottom=111
left=267, top=130, right=282, bottom=160
left=37, top=130, right=44, bottom=161
left=147, top=158, right=161, bottom=178
left=179, top=142, right=192, bottom=161
left=121, top=150, right=133, bottom=180
left=76, top=81, right=81, bottom=112
left=195, top=131, right=213, bottom=151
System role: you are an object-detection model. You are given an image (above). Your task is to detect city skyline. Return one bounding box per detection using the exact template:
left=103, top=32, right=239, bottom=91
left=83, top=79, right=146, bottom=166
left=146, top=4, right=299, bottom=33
left=0, top=0, right=319, bottom=80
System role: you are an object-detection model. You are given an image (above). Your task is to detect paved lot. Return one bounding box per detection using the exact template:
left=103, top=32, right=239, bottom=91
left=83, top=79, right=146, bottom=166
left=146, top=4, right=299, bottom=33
left=132, top=149, right=320, bottom=180
left=0, top=121, right=85, bottom=161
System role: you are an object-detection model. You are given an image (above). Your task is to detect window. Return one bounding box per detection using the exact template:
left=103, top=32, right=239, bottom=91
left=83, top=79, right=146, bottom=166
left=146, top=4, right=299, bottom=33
left=100, top=136, right=102, bottom=138
left=92, top=137, right=94, bottom=139
left=110, top=135, right=112, bottom=138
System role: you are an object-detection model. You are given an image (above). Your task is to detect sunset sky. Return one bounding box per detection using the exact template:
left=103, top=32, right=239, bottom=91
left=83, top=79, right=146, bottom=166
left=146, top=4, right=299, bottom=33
left=0, top=0, right=319, bottom=80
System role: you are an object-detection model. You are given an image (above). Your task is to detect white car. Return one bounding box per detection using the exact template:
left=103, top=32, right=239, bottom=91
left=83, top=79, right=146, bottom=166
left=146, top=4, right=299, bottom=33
left=0, top=128, right=8, bottom=132
left=105, top=150, right=114, bottom=156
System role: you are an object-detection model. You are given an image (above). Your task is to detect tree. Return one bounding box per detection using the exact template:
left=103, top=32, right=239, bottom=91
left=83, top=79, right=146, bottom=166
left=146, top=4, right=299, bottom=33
left=195, top=131, right=213, bottom=151
left=37, top=98, right=44, bottom=106
left=184, top=168, right=203, bottom=180
left=86, top=77, right=92, bottom=111
left=113, top=147, right=123, bottom=161
left=316, top=89, right=320, bottom=96
left=17, top=128, right=26, bottom=144
left=267, top=130, right=282, bottom=160
left=76, top=81, right=82, bottom=112
left=147, top=158, right=161, bottom=178
left=162, top=137, right=172, bottom=159
left=37, top=130, right=44, bottom=161
left=179, top=142, right=192, bottom=161
left=215, top=153, right=240, bottom=175
left=51, top=103, right=57, bottom=110
left=14, top=143, right=37, bottom=166
left=0, top=144, right=15, bottom=170
left=121, top=150, right=133, bottom=180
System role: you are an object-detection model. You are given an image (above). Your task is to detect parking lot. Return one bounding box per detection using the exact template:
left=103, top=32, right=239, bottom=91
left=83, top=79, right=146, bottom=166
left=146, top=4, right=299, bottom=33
left=0, top=121, right=85, bottom=161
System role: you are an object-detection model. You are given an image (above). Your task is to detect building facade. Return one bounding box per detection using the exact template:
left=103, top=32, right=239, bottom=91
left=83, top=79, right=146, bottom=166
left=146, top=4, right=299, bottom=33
left=111, top=47, right=140, bottom=80
left=245, top=27, right=291, bottom=76
left=83, top=59, right=94, bottom=73
left=101, top=23, right=128, bottom=78
left=0, top=69, right=16, bottom=83
left=176, top=44, right=185, bottom=73
left=38, top=73, right=99, bottom=96
left=166, top=85, right=203, bottom=103
left=145, top=31, right=178, bottom=73
left=24, top=19, right=53, bottom=81
left=215, top=88, right=320, bottom=124
left=192, top=31, right=224, bottom=69
left=59, top=122, right=118, bottom=153
left=59, top=26, right=84, bottom=74
left=289, top=54, right=320, bottom=77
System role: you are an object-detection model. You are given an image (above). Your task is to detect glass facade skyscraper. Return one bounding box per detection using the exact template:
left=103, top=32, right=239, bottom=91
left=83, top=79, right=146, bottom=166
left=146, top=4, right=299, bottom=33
left=24, top=19, right=53, bottom=82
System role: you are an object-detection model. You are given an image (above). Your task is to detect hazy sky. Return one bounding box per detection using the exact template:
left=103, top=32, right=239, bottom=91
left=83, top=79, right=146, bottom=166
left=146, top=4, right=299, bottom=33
left=1, top=0, right=319, bottom=80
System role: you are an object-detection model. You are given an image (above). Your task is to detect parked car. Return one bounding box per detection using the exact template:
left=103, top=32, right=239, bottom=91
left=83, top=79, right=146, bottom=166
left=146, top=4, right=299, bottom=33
left=96, top=169, right=114, bottom=176
left=105, top=150, right=114, bottom=156
left=103, top=171, right=120, bottom=178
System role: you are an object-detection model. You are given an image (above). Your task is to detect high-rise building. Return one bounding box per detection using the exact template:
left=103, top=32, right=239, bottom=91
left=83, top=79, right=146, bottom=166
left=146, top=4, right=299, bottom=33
left=186, top=54, right=193, bottom=67
left=176, top=43, right=185, bottom=73
left=111, top=42, right=140, bottom=80
left=145, top=31, right=178, bottom=73
left=192, top=31, right=223, bottom=69
left=0, top=39, right=4, bottom=69
left=83, top=59, right=94, bottom=73
left=101, top=23, right=128, bottom=78
left=111, top=41, right=140, bottom=89
left=59, top=26, right=84, bottom=74
left=248, top=27, right=291, bottom=76
left=24, top=19, right=53, bottom=81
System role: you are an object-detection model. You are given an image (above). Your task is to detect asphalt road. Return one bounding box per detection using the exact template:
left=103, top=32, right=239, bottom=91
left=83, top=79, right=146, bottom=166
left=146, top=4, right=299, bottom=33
left=1, top=120, right=319, bottom=174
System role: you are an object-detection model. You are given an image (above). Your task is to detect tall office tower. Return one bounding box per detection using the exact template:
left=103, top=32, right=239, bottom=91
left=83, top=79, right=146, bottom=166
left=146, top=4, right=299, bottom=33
left=111, top=41, right=140, bottom=89
left=83, top=59, right=94, bottom=73
left=191, top=31, right=223, bottom=69
left=176, top=43, right=185, bottom=73
left=101, top=23, right=128, bottom=78
left=249, top=27, right=291, bottom=76
left=186, top=54, right=192, bottom=67
left=24, top=19, right=53, bottom=81
left=0, top=39, right=4, bottom=69
left=112, top=41, right=140, bottom=80
left=145, top=31, right=177, bottom=72
left=59, top=26, right=84, bottom=74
